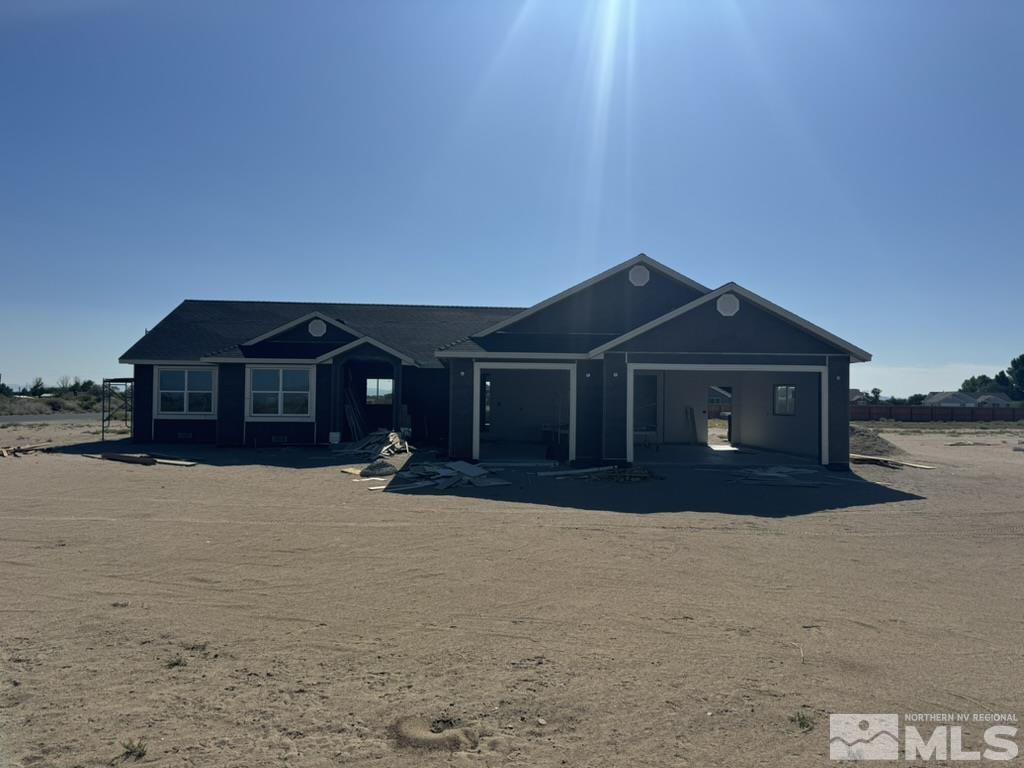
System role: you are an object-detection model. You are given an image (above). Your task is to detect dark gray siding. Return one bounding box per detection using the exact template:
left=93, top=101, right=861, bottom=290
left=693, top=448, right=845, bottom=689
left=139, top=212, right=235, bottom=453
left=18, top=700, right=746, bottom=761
left=612, top=298, right=849, bottom=356
left=447, top=359, right=474, bottom=458
left=244, top=422, right=315, bottom=447
left=216, top=364, right=245, bottom=446
left=132, top=364, right=153, bottom=442
left=404, top=367, right=450, bottom=447
left=154, top=419, right=216, bottom=443
left=576, top=359, right=603, bottom=462
left=315, top=364, right=332, bottom=444
left=602, top=352, right=628, bottom=460
left=828, top=355, right=850, bottom=468
left=500, top=267, right=704, bottom=336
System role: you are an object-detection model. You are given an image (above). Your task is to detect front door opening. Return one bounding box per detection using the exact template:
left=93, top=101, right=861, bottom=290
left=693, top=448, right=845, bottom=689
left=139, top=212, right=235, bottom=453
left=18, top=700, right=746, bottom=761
left=478, top=368, right=571, bottom=461
left=706, top=385, right=736, bottom=451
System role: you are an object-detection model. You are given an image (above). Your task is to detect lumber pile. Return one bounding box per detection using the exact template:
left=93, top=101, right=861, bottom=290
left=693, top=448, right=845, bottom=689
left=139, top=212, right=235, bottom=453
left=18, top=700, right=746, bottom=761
left=849, top=453, right=934, bottom=470
left=82, top=453, right=196, bottom=467
left=545, top=465, right=657, bottom=483
left=0, top=440, right=52, bottom=458
left=332, top=429, right=412, bottom=459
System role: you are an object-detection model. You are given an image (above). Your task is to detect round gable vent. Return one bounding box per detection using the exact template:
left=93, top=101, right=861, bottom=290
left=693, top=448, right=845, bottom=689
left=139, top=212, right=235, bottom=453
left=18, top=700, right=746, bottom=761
left=628, top=264, right=650, bottom=287
left=716, top=293, right=740, bottom=317
left=308, top=318, right=327, bottom=337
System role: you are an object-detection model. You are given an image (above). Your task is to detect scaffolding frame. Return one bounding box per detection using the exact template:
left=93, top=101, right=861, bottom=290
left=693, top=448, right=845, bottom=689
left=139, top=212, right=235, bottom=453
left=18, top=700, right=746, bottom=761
left=101, top=378, right=134, bottom=440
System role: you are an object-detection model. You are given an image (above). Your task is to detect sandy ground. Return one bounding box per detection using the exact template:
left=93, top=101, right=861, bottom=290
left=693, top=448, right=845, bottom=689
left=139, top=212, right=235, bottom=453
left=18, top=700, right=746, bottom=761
left=1, top=419, right=1023, bottom=767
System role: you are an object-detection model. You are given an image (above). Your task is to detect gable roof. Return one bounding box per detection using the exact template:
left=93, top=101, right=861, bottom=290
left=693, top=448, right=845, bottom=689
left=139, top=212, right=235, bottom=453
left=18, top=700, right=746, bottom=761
left=587, top=282, right=872, bottom=362
left=471, top=254, right=710, bottom=338
left=120, top=301, right=524, bottom=369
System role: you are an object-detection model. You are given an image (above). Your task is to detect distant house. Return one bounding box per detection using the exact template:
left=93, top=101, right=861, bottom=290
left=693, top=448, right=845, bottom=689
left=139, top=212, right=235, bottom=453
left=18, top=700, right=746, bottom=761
left=849, top=388, right=871, bottom=406
left=922, top=391, right=977, bottom=407
left=975, top=392, right=1013, bottom=408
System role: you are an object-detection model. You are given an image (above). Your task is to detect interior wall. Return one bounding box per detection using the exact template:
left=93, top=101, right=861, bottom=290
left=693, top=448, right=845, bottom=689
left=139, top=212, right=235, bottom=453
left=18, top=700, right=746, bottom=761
left=730, top=371, right=820, bottom=459
left=635, top=369, right=821, bottom=460
left=483, top=369, right=570, bottom=443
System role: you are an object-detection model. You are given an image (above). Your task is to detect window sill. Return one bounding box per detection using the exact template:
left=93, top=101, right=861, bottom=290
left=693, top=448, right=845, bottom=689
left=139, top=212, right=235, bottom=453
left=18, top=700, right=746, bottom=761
left=155, top=413, right=217, bottom=420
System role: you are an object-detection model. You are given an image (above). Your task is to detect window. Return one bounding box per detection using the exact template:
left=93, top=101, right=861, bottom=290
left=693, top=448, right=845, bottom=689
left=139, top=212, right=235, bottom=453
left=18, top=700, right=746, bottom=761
left=774, top=385, right=796, bottom=415
left=249, top=368, right=311, bottom=417
left=157, top=368, right=214, bottom=416
left=366, top=378, right=393, bottom=405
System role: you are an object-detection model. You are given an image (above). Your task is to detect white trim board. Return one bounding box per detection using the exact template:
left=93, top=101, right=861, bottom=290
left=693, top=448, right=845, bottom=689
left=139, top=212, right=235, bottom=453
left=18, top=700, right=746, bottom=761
left=471, top=362, right=577, bottom=463
left=590, top=283, right=871, bottom=362
left=472, top=254, right=710, bottom=338
left=242, top=311, right=363, bottom=346
left=314, top=338, right=416, bottom=366
left=625, top=363, right=830, bottom=466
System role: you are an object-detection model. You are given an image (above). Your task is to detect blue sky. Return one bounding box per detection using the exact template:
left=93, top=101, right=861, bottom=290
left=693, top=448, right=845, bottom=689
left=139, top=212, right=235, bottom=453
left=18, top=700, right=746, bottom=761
left=1, top=1, right=1020, bottom=396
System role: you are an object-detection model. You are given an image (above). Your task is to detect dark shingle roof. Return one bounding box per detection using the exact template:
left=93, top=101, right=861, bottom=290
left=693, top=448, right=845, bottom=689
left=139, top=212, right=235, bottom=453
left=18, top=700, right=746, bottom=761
left=120, top=300, right=525, bottom=368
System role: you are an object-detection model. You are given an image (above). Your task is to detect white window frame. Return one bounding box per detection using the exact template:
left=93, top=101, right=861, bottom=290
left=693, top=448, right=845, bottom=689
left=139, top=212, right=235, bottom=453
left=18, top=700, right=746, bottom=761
left=773, top=384, right=797, bottom=416
left=245, top=365, right=316, bottom=422
left=153, top=366, right=217, bottom=420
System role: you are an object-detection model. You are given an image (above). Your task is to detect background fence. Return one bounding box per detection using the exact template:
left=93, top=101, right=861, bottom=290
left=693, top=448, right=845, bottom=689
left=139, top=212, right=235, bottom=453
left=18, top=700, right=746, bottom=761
left=851, top=405, right=1024, bottom=422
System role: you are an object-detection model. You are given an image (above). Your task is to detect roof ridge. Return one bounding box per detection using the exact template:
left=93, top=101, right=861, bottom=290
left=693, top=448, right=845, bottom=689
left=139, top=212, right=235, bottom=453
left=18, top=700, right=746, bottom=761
left=181, top=299, right=526, bottom=311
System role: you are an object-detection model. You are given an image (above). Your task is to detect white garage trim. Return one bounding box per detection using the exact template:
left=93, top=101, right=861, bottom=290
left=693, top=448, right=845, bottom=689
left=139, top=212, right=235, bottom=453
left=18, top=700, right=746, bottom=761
left=472, top=362, right=577, bottom=462
left=625, top=363, right=829, bottom=465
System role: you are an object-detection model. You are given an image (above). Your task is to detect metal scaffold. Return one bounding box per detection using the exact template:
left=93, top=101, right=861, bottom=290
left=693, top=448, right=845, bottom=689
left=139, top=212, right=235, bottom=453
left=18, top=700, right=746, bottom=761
left=101, top=378, right=133, bottom=440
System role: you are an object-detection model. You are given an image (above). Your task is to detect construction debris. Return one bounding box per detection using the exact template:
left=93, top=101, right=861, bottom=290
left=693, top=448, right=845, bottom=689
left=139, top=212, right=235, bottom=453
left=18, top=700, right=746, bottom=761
left=333, top=429, right=412, bottom=460
left=536, top=465, right=617, bottom=478
left=82, top=452, right=196, bottom=467
left=360, top=459, right=399, bottom=478
left=369, top=460, right=513, bottom=492
left=0, top=440, right=52, bottom=457
left=849, top=453, right=935, bottom=470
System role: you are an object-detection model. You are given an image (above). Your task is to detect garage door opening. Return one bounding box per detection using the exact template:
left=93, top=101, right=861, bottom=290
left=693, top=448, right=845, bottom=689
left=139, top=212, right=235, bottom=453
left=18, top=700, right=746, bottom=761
left=627, top=365, right=826, bottom=465
left=472, top=363, right=576, bottom=462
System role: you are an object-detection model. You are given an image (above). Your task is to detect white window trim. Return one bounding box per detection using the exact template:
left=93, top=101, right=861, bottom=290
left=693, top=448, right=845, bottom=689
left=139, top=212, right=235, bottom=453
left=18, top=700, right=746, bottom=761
left=153, top=365, right=218, bottom=420
left=245, top=365, right=316, bottom=422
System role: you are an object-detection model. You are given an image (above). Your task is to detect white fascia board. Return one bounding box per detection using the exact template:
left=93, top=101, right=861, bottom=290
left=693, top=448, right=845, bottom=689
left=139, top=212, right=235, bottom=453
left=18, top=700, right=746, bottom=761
left=589, top=283, right=872, bottom=362
left=314, top=338, right=417, bottom=366
left=242, top=311, right=363, bottom=346
left=471, top=254, right=710, bottom=338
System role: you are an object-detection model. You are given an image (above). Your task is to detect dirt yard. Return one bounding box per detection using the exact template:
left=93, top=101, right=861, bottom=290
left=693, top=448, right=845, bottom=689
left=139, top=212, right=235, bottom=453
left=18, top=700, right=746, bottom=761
left=1, top=419, right=1022, bottom=766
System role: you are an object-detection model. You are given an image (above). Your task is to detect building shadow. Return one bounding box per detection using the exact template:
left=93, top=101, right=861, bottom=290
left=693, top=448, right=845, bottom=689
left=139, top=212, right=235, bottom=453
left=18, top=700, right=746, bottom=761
left=384, top=463, right=924, bottom=517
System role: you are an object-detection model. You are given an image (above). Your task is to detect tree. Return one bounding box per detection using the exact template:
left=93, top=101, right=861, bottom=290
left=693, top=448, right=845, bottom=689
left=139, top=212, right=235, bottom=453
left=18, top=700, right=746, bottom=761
left=27, top=377, right=45, bottom=397
left=1007, top=354, right=1024, bottom=400
left=907, top=393, right=927, bottom=405
left=869, top=388, right=882, bottom=404
left=56, top=375, right=71, bottom=393
left=0, top=382, right=13, bottom=398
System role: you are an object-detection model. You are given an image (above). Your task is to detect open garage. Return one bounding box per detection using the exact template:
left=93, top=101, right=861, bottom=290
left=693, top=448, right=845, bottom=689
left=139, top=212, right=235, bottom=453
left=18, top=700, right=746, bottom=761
left=627, top=365, right=827, bottom=464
